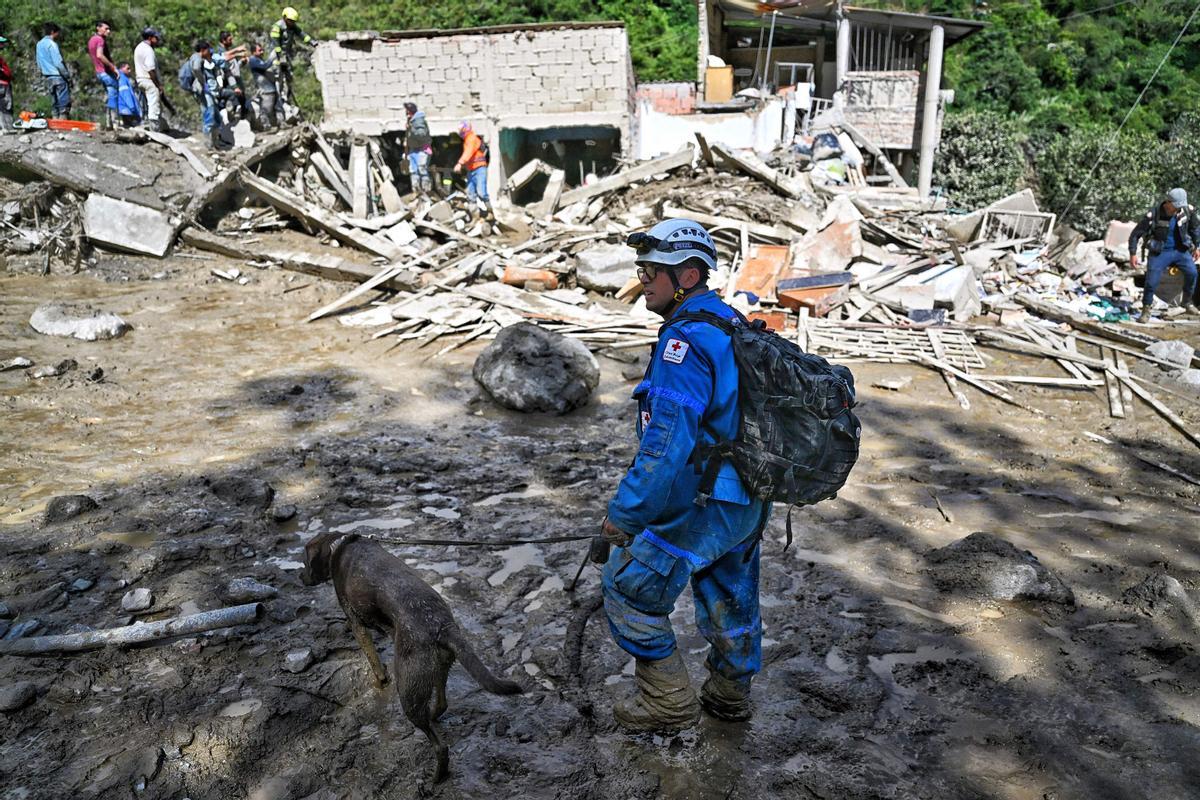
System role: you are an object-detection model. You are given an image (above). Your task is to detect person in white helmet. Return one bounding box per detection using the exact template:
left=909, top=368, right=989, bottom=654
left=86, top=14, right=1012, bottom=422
left=597, top=218, right=770, bottom=732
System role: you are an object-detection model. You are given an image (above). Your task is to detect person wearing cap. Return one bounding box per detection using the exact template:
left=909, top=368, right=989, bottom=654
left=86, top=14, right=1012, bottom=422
left=453, top=121, right=489, bottom=213
left=36, top=22, right=72, bottom=119
left=597, top=218, right=771, bottom=732
left=404, top=102, right=432, bottom=196
left=134, top=28, right=165, bottom=132
left=1129, top=187, right=1200, bottom=323
left=88, top=21, right=119, bottom=130
left=0, top=36, right=13, bottom=129
left=269, top=7, right=315, bottom=113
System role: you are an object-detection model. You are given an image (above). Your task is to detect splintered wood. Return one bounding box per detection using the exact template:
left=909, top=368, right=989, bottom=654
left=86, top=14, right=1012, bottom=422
left=807, top=322, right=985, bottom=370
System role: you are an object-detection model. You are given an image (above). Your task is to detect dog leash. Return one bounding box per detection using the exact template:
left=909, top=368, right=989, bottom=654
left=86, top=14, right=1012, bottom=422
left=354, top=533, right=594, bottom=548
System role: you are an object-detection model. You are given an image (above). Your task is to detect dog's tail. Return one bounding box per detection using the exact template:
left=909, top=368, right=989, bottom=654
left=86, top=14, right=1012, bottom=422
left=447, top=628, right=524, bottom=695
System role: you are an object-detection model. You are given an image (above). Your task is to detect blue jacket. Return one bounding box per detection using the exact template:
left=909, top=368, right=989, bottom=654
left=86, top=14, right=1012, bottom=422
left=607, top=290, right=756, bottom=560
left=36, top=36, right=69, bottom=79
left=116, top=73, right=140, bottom=118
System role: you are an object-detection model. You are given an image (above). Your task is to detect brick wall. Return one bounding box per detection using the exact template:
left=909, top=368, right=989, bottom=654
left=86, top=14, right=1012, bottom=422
left=315, top=24, right=633, bottom=136
left=636, top=82, right=697, bottom=116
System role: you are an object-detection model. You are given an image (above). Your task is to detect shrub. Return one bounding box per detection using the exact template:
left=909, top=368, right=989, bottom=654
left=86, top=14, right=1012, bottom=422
left=936, top=110, right=1026, bottom=210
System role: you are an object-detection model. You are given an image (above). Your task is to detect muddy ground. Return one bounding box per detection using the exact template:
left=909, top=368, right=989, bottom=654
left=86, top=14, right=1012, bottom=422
left=1, top=247, right=1198, bottom=800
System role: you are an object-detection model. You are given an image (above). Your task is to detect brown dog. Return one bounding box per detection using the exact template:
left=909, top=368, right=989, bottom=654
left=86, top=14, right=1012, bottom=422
left=300, top=531, right=522, bottom=782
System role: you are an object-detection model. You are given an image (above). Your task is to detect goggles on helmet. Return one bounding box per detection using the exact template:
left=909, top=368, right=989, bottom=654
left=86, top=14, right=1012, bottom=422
left=626, top=231, right=717, bottom=260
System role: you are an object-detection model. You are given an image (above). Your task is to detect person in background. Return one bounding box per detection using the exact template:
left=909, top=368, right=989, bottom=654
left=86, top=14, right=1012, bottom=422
left=1129, top=187, right=1200, bottom=322
left=247, top=42, right=279, bottom=130
left=215, top=30, right=249, bottom=120
left=36, top=22, right=72, bottom=119
left=0, top=36, right=13, bottom=130
left=188, top=40, right=223, bottom=150
left=404, top=102, right=432, bottom=197
left=115, top=62, right=141, bottom=128
left=269, top=7, right=316, bottom=113
left=453, top=121, right=489, bottom=216
left=134, top=28, right=165, bottom=132
left=87, top=20, right=119, bottom=129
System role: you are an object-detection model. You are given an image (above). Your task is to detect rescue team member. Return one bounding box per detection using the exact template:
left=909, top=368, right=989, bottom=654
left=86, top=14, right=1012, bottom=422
left=1129, top=187, right=1200, bottom=323
left=405, top=102, right=433, bottom=196
left=248, top=43, right=280, bottom=130
left=453, top=121, right=489, bottom=214
left=599, top=219, right=770, bottom=731
left=269, top=7, right=316, bottom=111
left=36, top=22, right=72, bottom=119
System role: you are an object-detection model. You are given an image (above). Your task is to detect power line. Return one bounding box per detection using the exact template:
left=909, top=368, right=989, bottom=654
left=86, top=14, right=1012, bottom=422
left=1058, top=0, right=1143, bottom=22
left=1058, top=0, right=1200, bottom=221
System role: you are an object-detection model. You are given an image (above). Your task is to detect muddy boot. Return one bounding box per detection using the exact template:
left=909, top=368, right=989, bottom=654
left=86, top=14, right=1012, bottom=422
left=613, top=650, right=701, bottom=732
left=1137, top=307, right=1152, bottom=324
left=700, top=668, right=753, bottom=721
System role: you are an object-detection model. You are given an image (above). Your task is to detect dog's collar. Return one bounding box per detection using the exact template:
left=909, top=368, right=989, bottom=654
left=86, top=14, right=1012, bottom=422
left=327, top=531, right=358, bottom=559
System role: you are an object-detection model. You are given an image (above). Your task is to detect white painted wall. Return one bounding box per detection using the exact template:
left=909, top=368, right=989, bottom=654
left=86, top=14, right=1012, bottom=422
left=633, top=97, right=785, bottom=160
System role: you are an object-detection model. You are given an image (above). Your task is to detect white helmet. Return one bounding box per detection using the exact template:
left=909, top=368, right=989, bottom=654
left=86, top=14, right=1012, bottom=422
left=626, top=218, right=718, bottom=273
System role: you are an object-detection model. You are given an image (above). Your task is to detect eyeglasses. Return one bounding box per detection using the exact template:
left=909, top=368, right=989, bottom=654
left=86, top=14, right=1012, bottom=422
left=636, top=264, right=661, bottom=283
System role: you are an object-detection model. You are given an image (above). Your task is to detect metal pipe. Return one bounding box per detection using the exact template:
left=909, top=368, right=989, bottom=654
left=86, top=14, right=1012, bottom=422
left=762, top=11, right=779, bottom=92
left=918, top=24, right=945, bottom=202
left=751, top=15, right=767, bottom=88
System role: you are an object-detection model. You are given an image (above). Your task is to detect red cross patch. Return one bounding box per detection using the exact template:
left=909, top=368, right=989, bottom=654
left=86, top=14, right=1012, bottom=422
left=662, top=338, right=689, bottom=364
left=640, top=410, right=651, bottom=428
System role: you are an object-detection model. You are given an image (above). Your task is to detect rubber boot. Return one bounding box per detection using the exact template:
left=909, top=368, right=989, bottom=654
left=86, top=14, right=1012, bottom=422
left=700, top=668, right=753, bottom=721
left=613, top=650, right=701, bottom=732
left=1137, top=307, right=1152, bottom=324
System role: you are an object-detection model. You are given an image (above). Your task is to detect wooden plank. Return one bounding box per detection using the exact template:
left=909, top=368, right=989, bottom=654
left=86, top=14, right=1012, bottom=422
left=838, top=120, right=908, bottom=188
left=413, top=219, right=503, bottom=252
left=142, top=129, right=214, bottom=179
left=532, top=169, right=565, bottom=217
left=312, top=128, right=351, bottom=188
left=709, top=143, right=808, bottom=198
left=557, top=145, right=693, bottom=207
left=350, top=142, right=369, bottom=219
left=306, top=241, right=457, bottom=322
left=914, top=353, right=1042, bottom=413
left=309, top=151, right=353, bottom=208
left=928, top=329, right=970, bottom=409
left=1100, top=347, right=1126, bottom=418
left=1115, top=353, right=1134, bottom=418
left=1110, top=369, right=1200, bottom=450
left=661, top=204, right=787, bottom=242
left=239, top=170, right=402, bottom=260
left=693, top=132, right=714, bottom=167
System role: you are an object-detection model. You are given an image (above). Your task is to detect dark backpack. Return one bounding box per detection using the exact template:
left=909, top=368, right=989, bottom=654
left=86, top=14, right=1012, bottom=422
left=675, top=310, right=861, bottom=546
left=178, top=59, right=195, bottom=92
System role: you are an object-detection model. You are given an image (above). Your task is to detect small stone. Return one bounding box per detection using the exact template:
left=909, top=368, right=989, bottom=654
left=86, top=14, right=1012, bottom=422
left=208, top=476, right=275, bottom=510
left=69, top=578, right=95, bottom=593
left=86, top=366, right=105, bottom=382
left=271, top=504, right=298, bottom=523
left=0, top=682, right=37, bottom=712
left=30, top=359, right=77, bottom=379
left=282, top=648, right=314, bottom=673
left=0, top=357, right=33, bottom=372
left=3, top=619, right=42, bottom=640
left=121, top=588, right=153, bottom=612
left=225, top=577, right=279, bottom=603
left=44, top=494, right=99, bottom=525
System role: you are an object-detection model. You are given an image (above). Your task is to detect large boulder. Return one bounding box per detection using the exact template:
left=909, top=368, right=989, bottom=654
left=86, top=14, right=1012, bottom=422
left=473, top=323, right=600, bottom=414
left=925, top=532, right=1074, bottom=605
left=574, top=244, right=637, bottom=294
left=29, top=303, right=130, bottom=341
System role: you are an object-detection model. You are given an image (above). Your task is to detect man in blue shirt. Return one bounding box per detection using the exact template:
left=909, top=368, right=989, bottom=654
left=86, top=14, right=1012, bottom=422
left=599, top=218, right=770, bottom=731
left=35, top=22, right=71, bottom=119
left=1129, top=187, right=1200, bottom=322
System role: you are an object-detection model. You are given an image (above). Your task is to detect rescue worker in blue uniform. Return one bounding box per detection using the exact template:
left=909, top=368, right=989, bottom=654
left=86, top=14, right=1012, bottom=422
left=1129, top=187, right=1200, bottom=323
left=599, top=218, right=771, bottom=731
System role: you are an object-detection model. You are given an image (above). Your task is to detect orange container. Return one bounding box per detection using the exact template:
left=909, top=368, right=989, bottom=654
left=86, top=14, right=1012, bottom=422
left=501, top=265, right=559, bottom=290
left=46, top=119, right=98, bottom=132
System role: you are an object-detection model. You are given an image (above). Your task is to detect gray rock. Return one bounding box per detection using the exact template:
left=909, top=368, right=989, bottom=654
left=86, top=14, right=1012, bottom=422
left=3, top=619, right=42, bottom=640
left=44, top=494, right=98, bottom=524
left=1122, top=573, right=1198, bottom=621
left=0, top=682, right=37, bottom=713
left=1169, top=368, right=1200, bottom=388
left=574, top=244, right=638, bottom=294
left=925, top=532, right=1075, bottom=605
left=225, top=577, right=279, bottom=603
left=208, top=476, right=275, bottom=510
left=30, top=359, right=76, bottom=379
left=0, top=357, right=33, bottom=372
left=271, top=504, right=298, bottom=522
left=29, top=303, right=131, bottom=341
left=282, top=648, right=314, bottom=673
left=68, top=578, right=95, bottom=593
left=472, top=323, right=600, bottom=415
left=1147, top=339, right=1195, bottom=368
left=121, top=587, right=153, bottom=612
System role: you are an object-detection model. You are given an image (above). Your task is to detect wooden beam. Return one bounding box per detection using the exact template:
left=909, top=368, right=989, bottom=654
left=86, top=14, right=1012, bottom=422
left=839, top=120, right=908, bottom=188
left=661, top=204, right=789, bottom=241
left=309, top=150, right=353, bottom=208
left=1110, top=369, right=1200, bottom=450
left=557, top=145, right=694, bottom=207
left=306, top=241, right=458, bottom=322
left=709, top=143, right=808, bottom=199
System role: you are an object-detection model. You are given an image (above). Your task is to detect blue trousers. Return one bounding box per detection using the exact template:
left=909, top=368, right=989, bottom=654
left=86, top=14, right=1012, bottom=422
left=46, top=78, right=71, bottom=118
left=466, top=165, right=489, bottom=204
left=97, top=72, right=118, bottom=109
left=1144, top=248, right=1199, bottom=307
left=195, top=91, right=217, bottom=133
left=602, top=499, right=768, bottom=682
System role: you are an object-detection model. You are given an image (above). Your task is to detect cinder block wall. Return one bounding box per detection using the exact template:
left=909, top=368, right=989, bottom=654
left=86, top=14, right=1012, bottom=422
left=315, top=23, right=635, bottom=188
left=841, top=71, right=921, bottom=151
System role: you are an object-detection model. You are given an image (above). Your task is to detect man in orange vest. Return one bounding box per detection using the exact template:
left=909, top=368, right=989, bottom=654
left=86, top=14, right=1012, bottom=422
left=453, top=120, right=490, bottom=215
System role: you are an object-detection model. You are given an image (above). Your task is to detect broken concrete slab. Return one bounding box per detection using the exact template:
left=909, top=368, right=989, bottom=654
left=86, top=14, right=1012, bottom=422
left=532, top=169, right=565, bottom=218
left=575, top=244, right=637, bottom=294
left=793, top=219, right=863, bottom=274
left=29, top=303, right=131, bottom=341
left=1104, top=220, right=1136, bottom=261
left=557, top=145, right=693, bottom=208
left=82, top=195, right=175, bottom=257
